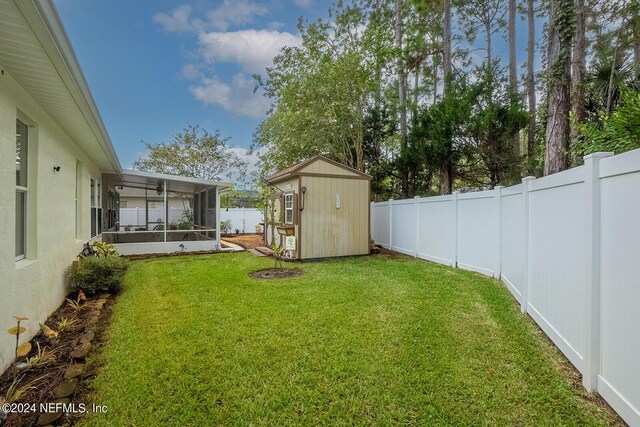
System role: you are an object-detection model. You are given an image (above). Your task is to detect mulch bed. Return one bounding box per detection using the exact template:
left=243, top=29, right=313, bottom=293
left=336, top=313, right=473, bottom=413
left=250, top=268, right=304, bottom=279
left=0, top=292, right=114, bottom=427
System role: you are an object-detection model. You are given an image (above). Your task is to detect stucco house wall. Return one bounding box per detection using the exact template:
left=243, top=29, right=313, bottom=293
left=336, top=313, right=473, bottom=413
left=0, top=67, right=108, bottom=372
left=0, top=0, right=121, bottom=374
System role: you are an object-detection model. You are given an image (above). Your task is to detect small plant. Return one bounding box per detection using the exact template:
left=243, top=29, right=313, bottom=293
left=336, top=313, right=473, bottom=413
left=26, top=342, right=56, bottom=368
left=176, top=209, right=193, bottom=230
left=7, top=316, right=28, bottom=359
left=4, top=374, right=47, bottom=402
left=68, top=256, right=129, bottom=295
left=220, top=219, right=233, bottom=234
left=56, top=316, right=78, bottom=332
left=66, top=290, right=87, bottom=312
left=272, top=243, right=285, bottom=270
left=78, top=241, right=119, bottom=258
left=235, top=228, right=240, bottom=234
left=90, top=241, right=119, bottom=257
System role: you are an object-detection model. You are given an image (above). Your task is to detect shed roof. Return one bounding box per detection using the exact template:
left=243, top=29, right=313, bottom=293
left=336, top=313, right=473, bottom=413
left=266, top=156, right=371, bottom=183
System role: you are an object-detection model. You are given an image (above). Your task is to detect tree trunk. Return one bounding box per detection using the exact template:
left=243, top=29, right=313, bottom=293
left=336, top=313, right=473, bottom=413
left=486, top=21, right=493, bottom=70
left=635, top=21, right=640, bottom=68
left=441, top=0, right=453, bottom=194
left=443, top=0, right=452, bottom=94
left=509, top=0, right=520, bottom=158
left=395, top=0, right=409, bottom=198
left=441, top=160, right=453, bottom=195
left=570, top=0, right=586, bottom=164
left=413, top=67, right=419, bottom=120
left=544, top=0, right=573, bottom=175
left=527, top=0, right=536, bottom=173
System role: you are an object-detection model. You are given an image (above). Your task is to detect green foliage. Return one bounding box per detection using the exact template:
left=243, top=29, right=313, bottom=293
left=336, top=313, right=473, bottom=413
left=68, top=256, right=129, bottom=295
left=91, top=241, right=119, bottom=257
left=171, top=209, right=193, bottom=230
left=575, top=89, right=640, bottom=155
left=78, top=241, right=120, bottom=259
left=220, top=219, right=233, bottom=235
left=409, top=68, right=527, bottom=189
left=134, top=124, right=247, bottom=181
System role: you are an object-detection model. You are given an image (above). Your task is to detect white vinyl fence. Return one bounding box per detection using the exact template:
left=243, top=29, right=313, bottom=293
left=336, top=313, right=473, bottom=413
left=371, top=149, right=640, bottom=427
left=220, top=208, right=264, bottom=233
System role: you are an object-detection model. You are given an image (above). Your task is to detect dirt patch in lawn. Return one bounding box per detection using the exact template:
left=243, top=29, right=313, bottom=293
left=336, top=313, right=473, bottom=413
left=250, top=268, right=304, bottom=279
left=222, top=234, right=264, bottom=249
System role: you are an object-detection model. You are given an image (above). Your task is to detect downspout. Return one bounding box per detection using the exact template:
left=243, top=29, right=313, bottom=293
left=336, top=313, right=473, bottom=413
left=163, top=179, right=167, bottom=243
left=216, top=186, right=221, bottom=248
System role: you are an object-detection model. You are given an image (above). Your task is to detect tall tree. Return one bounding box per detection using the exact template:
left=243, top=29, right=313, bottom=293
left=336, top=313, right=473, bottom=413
left=570, top=0, right=587, bottom=162
left=526, top=0, right=537, bottom=172
left=441, top=0, right=453, bottom=194
left=457, top=0, right=507, bottom=69
left=134, top=125, right=247, bottom=181
left=508, top=0, right=520, bottom=158
left=395, top=0, right=409, bottom=197
left=544, top=0, right=575, bottom=175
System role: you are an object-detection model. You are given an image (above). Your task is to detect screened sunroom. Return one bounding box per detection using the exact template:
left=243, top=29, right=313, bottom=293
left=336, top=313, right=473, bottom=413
left=101, top=170, right=231, bottom=255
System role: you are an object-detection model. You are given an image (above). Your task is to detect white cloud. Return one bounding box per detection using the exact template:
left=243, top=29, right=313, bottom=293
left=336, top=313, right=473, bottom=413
left=206, top=0, right=268, bottom=31
left=199, top=29, right=300, bottom=74
left=292, top=0, right=312, bottom=8
left=153, top=5, right=194, bottom=32
left=180, top=63, right=204, bottom=80
left=189, top=73, right=268, bottom=118
left=153, top=1, right=268, bottom=33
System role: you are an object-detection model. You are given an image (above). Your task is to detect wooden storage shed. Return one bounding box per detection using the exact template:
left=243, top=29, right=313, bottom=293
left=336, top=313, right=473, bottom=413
left=265, top=156, right=371, bottom=260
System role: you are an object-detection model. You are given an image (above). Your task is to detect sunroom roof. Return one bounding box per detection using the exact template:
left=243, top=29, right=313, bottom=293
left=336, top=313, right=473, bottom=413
left=104, top=170, right=232, bottom=194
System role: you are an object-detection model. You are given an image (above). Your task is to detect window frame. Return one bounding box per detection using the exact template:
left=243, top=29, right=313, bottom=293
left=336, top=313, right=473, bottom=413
left=284, top=193, right=294, bottom=225
left=90, top=178, right=103, bottom=238
left=15, top=119, right=29, bottom=261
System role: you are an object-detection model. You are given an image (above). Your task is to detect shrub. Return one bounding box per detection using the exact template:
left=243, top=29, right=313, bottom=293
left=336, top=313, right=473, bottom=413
left=68, top=256, right=129, bottom=295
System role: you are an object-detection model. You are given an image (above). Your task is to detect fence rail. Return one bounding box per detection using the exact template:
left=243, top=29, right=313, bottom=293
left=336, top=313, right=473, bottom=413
left=370, top=149, right=640, bottom=427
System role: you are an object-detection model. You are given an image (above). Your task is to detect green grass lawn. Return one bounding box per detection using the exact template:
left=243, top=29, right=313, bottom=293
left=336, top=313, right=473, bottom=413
left=81, top=252, right=617, bottom=426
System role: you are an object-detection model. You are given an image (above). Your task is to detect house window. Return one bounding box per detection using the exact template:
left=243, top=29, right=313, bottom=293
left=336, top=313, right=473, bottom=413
left=15, top=119, right=28, bottom=260
left=90, top=179, right=102, bottom=237
left=284, top=193, right=293, bottom=224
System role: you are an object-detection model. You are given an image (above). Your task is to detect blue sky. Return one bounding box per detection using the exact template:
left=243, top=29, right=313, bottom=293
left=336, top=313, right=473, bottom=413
left=53, top=0, right=331, bottom=172
left=53, top=1, right=540, bottom=178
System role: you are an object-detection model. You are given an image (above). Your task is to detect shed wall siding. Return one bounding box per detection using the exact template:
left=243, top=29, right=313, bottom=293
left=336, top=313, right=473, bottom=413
left=300, top=175, right=369, bottom=259
left=0, top=66, right=103, bottom=373
left=265, top=177, right=299, bottom=257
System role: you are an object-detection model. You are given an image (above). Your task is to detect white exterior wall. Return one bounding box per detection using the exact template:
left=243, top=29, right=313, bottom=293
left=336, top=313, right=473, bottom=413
left=370, top=149, right=640, bottom=426
left=0, top=66, right=104, bottom=373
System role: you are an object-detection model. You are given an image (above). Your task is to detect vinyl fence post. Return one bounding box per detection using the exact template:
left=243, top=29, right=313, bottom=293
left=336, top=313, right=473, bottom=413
left=495, top=186, right=504, bottom=279
left=453, top=191, right=459, bottom=268
left=521, top=176, right=535, bottom=314
left=388, top=199, right=393, bottom=250
left=414, top=196, right=420, bottom=257
left=583, top=152, right=612, bottom=392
